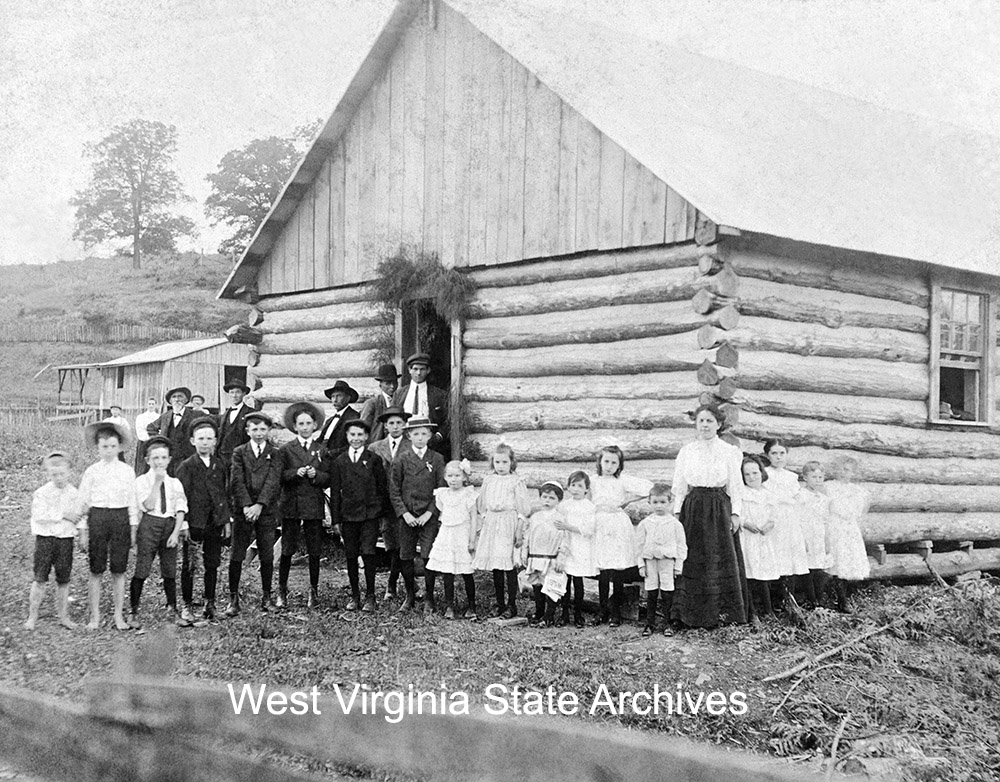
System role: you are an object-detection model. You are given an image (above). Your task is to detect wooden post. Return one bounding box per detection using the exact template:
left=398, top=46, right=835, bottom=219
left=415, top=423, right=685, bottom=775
left=450, top=317, right=463, bottom=459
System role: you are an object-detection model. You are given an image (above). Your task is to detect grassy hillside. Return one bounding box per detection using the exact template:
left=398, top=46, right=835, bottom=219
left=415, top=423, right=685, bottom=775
left=0, top=252, right=249, bottom=405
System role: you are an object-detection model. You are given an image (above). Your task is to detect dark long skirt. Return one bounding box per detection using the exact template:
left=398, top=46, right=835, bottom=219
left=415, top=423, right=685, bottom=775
left=671, top=487, right=748, bottom=627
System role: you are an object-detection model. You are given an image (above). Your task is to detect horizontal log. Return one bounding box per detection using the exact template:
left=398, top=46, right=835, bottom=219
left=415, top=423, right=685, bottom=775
left=864, top=483, right=1000, bottom=513
left=869, top=549, right=1000, bottom=580
left=464, top=334, right=705, bottom=377
left=726, top=244, right=929, bottom=308
left=736, top=351, right=928, bottom=400
left=224, top=323, right=263, bottom=345
left=259, top=301, right=383, bottom=335
left=259, top=283, right=374, bottom=312
left=467, top=266, right=712, bottom=319
left=469, top=243, right=708, bottom=288
left=466, top=459, right=677, bottom=487
left=463, top=374, right=715, bottom=403
left=697, top=316, right=929, bottom=363
left=468, top=429, right=698, bottom=462
left=467, top=399, right=697, bottom=434
left=252, top=377, right=375, bottom=404
left=737, top=278, right=928, bottom=333
left=734, top=389, right=927, bottom=428
left=254, top=351, right=375, bottom=379
left=258, top=327, right=381, bottom=355
left=861, top=512, right=1000, bottom=544
left=463, top=300, right=734, bottom=350
left=734, top=411, right=1000, bottom=459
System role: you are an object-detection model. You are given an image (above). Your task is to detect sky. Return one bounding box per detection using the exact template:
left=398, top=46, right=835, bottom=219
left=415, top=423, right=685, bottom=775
left=1, top=0, right=998, bottom=265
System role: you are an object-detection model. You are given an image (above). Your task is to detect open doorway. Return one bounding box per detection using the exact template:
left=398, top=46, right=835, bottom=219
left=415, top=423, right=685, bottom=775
left=399, top=298, right=452, bottom=389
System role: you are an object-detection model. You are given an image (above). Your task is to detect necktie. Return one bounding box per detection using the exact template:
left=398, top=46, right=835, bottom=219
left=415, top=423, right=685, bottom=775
left=352, top=449, right=360, bottom=463
left=159, top=481, right=167, bottom=515
left=409, top=386, right=419, bottom=415
left=390, top=439, right=398, bottom=459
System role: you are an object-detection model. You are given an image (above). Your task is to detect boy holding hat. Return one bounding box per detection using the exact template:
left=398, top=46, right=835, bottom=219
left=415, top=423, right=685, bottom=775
left=148, top=387, right=198, bottom=475
left=329, top=418, right=387, bottom=612
left=226, top=411, right=282, bottom=615
left=392, top=353, right=449, bottom=455
left=360, top=364, right=400, bottom=443
left=388, top=416, right=446, bottom=613
left=77, top=421, right=139, bottom=631
left=175, top=418, right=230, bottom=623
left=217, top=378, right=253, bottom=469
left=368, top=405, right=411, bottom=599
left=278, top=401, right=330, bottom=609
left=129, top=435, right=187, bottom=628
left=318, top=380, right=360, bottom=457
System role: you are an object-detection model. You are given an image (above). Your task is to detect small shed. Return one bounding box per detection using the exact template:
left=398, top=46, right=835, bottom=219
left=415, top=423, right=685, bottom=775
left=217, top=0, right=1000, bottom=579
left=56, top=337, right=248, bottom=417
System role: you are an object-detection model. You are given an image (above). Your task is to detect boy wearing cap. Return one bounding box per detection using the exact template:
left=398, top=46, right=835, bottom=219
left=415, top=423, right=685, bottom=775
left=217, top=378, right=253, bottom=468
left=148, top=387, right=198, bottom=475
left=329, top=419, right=386, bottom=612
left=392, top=353, right=449, bottom=455
left=388, top=416, right=447, bottom=613
left=360, top=364, right=400, bottom=443
left=368, top=406, right=411, bottom=600
left=24, top=452, right=81, bottom=631
left=226, top=411, right=282, bottom=615
left=318, top=380, right=360, bottom=457
left=77, top=421, right=139, bottom=631
left=278, top=402, right=330, bottom=609
left=129, top=436, right=188, bottom=628
left=175, top=418, right=230, bottom=623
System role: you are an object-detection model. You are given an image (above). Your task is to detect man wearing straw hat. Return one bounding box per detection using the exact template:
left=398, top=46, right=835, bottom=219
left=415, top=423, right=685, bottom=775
left=317, top=380, right=361, bottom=458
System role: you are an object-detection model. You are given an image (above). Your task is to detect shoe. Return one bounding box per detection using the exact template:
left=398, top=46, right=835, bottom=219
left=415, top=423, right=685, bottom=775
left=609, top=617, right=621, bottom=628
left=444, top=606, right=456, bottom=620
left=177, top=607, right=195, bottom=627
left=398, top=594, right=415, bottom=613
left=306, top=588, right=319, bottom=609
left=592, top=611, right=609, bottom=626
left=527, top=614, right=540, bottom=626
left=127, top=613, right=142, bottom=630
left=203, top=601, right=216, bottom=621
left=463, top=607, right=477, bottom=620
left=574, top=614, right=585, bottom=629
left=260, top=594, right=271, bottom=612
left=423, top=599, right=437, bottom=617
left=662, top=626, right=676, bottom=638
left=275, top=588, right=287, bottom=609
left=361, top=596, right=376, bottom=613
left=642, top=626, right=653, bottom=637
left=346, top=598, right=359, bottom=611
left=557, top=613, right=569, bottom=627
left=224, top=593, right=240, bottom=618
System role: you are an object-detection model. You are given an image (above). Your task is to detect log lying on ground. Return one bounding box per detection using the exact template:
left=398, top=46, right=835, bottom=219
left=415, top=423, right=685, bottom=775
left=861, top=512, right=1000, bottom=544
left=466, top=459, right=677, bottom=487
left=467, top=399, right=697, bottom=433
left=467, top=266, right=712, bottom=319
left=258, top=283, right=374, bottom=313
left=251, top=378, right=374, bottom=404
left=258, top=302, right=383, bottom=335
left=734, top=389, right=927, bottom=428
left=468, top=429, right=696, bottom=462
left=469, top=243, right=707, bottom=288
left=464, top=300, right=737, bottom=350
left=697, top=316, right=928, bottom=363
left=726, top=246, right=929, bottom=308
left=258, top=327, right=382, bottom=355
left=870, top=549, right=1000, bottom=579
left=463, top=374, right=719, bottom=403
left=254, top=351, right=374, bottom=379
left=864, top=483, right=1000, bottom=513
left=735, top=351, right=928, bottom=400
left=736, top=277, right=928, bottom=333
left=464, top=333, right=706, bottom=377
left=734, top=411, right=1000, bottom=459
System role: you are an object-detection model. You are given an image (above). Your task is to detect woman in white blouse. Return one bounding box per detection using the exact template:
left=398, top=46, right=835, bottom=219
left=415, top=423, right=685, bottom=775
left=670, top=404, right=748, bottom=628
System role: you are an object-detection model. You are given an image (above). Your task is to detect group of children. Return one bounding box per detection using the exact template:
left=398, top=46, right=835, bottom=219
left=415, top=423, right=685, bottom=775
left=24, top=400, right=871, bottom=634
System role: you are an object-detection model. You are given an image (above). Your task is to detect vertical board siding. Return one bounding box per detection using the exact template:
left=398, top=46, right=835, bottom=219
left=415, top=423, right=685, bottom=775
left=261, top=4, right=697, bottom=294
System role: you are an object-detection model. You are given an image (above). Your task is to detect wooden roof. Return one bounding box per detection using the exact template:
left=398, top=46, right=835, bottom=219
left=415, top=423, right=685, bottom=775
left=56, top=337, right=230, bottom=370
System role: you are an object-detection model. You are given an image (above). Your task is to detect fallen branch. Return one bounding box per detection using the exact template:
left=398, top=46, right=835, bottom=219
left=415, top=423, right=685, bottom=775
left=826, top=713, right=851, bottom=782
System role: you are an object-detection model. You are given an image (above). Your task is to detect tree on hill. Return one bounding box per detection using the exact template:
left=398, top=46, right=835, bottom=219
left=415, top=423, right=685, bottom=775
left=204, top=119, right=323, bottom=257
left=71, top=119, right=195, bottom=270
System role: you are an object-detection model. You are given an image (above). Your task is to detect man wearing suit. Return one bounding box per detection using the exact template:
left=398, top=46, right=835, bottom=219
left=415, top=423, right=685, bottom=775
left=317, top=380, right=360, bottom=458
left=277, top=401, right=330, bottom=609
left=217, top=378, right=253, bottom=468
left=392, top=353, right=450, bottom=456
left=225, top=411, right=281, bottom=616
left=329, top=419, right=387, bottom=613
left=359, top=364, right=400, bottom=443
left=368, top=405, right=410, bottom=601
left=147, top=387, right=199, bottom=476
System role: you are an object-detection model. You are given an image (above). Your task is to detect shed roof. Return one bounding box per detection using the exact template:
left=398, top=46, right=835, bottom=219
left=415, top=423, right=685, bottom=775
left=56, top=337, right=229, bottom=370
left=219, top=0, right=1000, bottom=299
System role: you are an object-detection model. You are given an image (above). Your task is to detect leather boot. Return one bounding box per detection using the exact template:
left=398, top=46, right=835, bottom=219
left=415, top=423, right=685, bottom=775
left=203, top=600, right=216, bottom=621
left=260, top=592, right=271, bottom=612
left=306, top=587, right=319, bottom=609
left=274, top=587, right=287, bottom=609
left=224, top=592, right=240, bottom=618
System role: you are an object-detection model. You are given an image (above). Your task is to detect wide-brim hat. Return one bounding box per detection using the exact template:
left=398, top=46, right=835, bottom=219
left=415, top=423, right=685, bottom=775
left=84, top=420, right=133, bottom=448
left=323, top=380, right=359, bottom=404
left=164, top=386, right=192, bottom=404
left=373, top=364, right=401, bottom=384
left=244, top=411, right=274, bottom=428
left=223, top=378, right=251, bottom=394
left=406, top=352, right=431, bottom=368
left=283, top=401, right=325, bottom=432
left=402, top=415, right=437, bottom=431
left=377, top=405, right=412, bottom=424
left=189, top=416, right=219, bottom=437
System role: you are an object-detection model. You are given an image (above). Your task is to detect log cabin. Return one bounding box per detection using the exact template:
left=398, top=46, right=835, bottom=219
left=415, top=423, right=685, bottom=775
left=217, top=0, right=1000, bottom=579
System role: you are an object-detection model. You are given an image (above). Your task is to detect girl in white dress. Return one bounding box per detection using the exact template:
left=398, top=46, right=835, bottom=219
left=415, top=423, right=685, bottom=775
left=591, top=446, right=653, bottom=627
left=426, top=461, right=478, bottom=620
left=763, top=439, right=809, bottom=612
left=740, top=457, right=781, bottom=623
left=796, top=461, right=831, bottom=608
left=824, top=457, right=871, bottom=613
left=555, top=470, right=597, bottom=628
left=472, top=444, right=532, bottom=618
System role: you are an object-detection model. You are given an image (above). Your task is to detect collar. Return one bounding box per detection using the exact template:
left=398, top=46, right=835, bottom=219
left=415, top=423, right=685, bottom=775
left=299, top=437, right=313, bottom=449
left=412, top=446, right=427, bottom=459
left=198, top=454, right=213, bottom=467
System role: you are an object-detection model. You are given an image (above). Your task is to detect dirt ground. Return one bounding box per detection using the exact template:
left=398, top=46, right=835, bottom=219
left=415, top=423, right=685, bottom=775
left=2, top=424, right=999, bottom=781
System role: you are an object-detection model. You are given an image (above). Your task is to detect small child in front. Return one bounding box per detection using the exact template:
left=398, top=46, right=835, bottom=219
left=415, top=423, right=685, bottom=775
left=77, top=422, right=139, bottom=631
left=635, top=482, right=687, bottom=637
left=425, top=460, right=478, bottom=619
left=796, top=461, right=831, bottom=608
left=24, top=452, right=81, bottom=631
left=523, top=481, right=568, bottom=627
left=555, top=470, right=597, bottom=628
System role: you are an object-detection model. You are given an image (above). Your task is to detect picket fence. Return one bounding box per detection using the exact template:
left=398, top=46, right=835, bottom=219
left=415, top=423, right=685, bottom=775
left=0, top=321, right=213, bottom=344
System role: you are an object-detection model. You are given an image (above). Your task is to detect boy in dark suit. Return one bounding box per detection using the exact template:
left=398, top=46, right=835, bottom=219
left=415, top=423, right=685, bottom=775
left=278, top=401, right=330, bottom=609
left=388, top=416, right=446, bottom=614
left=359, top=364, right=400, bottom=443
left=392, top=353, right=450, bottom=455
left=226, top=411, right=282, bottom=616
left=148, top=387, right=199, bottom=475
left=175, top=418, right=230, bottom=624
left=317, top=380, right=360, bottom=457
left=217, top=378, right=252, bottom=469
left=368, top=406, right=410, bottom=600
left=329, top=419, right=386, bottom=612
